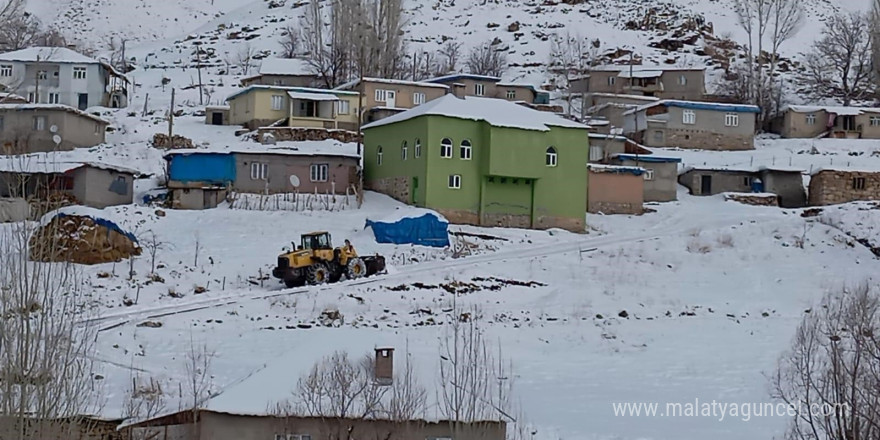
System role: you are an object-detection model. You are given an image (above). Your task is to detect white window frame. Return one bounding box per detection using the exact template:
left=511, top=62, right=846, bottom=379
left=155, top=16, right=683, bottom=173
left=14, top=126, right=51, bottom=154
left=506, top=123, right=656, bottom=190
left=401, top=141, right=408, bottom=160
left=682, top=109, right=696, bottom=125
left=440, top=138, right=452, bottom=158
left=546, top=147, right=558, bottom=167
left=48, top=93, right=59, bottom=104
left=460, top=140, right=472, bottom=160
left=414, top=139, right=421, bottom=158
left=589, top=146, right=603, bottom=162
left=250, top=162, right=268, bottom=180
left=413, top=92, right=426, bottom=105
left=374, top=89, right=392, bottom=102
left=271, top=95, right=284, bottom=111
left=806, top=114, right=816, bottom=125
left=37, top=70, right=47, bottom=80
left=678, top=75, right=687, bottom=86
left=33, top=115, right=45, bottom=131
left=288, top=435, right=311, bottom=440
left=336, top=100, right=350, bottom=114
left=27, top=92, right=35, bottom=103
left=377, top=146, right=383, bottom=165
left=73, top=66, right=86, bottom=80
left=644, top=169, right=655, bottom=181
left=310, top=163, right=329, bottom=182
left=448, top=174, right=461, bottom=189
left=475, top=83, right=485, bottom=96
left=871, top=116, right=880, bottom=127
left=724, top=112, right=739, bottom=127
left=0, top=65, right=11, bottom=77
left=607, top=76, right=616, bottom=86
left=506, top=89, right=516, bottom=100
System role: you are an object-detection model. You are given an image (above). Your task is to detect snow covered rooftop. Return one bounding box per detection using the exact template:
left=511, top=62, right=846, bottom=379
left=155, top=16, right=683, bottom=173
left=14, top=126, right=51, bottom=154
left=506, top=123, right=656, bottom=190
left=227, top=85, right=357, bottom=102
left=0, top=154, right=146, bottom=175
left=165, top=139, right=361, bottom=159
left=361, top=94, right=588, bottom=132
left=426, top=73, right=502, bottom=83
left=618, top=70, right=663, bottom=79
left=589, top=93, right=661, bottom=102
left=588, top=163, right=646, bottom=175
left=0, top=46, right=98, bottom=64
left=592, top=64, right=706, bottom=72
left=811, top=167, right=880, bottom=175
left=335, top=77, right=450, bottom=90
left=257, top=58, right=312, bottom=76
left=0, top=103, right=110, bottom=124
left=626, top=100, right=761, bottom=115
left=680, top=165, right=805, bottom=174
left=785, top=105, right=880, bottom=116
left=613, top=153, right=682, bottom=163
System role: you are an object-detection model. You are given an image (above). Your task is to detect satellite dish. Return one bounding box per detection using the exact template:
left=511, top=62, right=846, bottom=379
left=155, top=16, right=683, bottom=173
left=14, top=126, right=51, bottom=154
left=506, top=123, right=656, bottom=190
left=52, top=135, right=62, bottom=145
left=49, top=125, right=58, bottom=133
left=289, top=175, right=300, bottom=188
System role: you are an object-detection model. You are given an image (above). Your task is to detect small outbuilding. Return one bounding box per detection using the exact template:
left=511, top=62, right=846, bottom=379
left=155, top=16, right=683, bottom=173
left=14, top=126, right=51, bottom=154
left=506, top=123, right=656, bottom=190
left=587, top=164, right=645, bottom=215
left=365, top=210, right=450, bottom=247
left=678, top=166, right=806, bottom=208
left=809, top=168, right=880, bottom=206
left=609, top=153, right=682, bottom=202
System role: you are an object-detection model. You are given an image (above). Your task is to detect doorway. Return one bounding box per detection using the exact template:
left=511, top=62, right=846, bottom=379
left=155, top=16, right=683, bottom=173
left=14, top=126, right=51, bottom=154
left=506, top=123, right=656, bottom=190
left=77, top=93, right=88, bottom=110
left=700, top=175, right=712, bottom=195
left=411, top=177, right=419, bottom=204
left=386, top=90, right=397, bottom=108
left=211, top=112, right=223, bottom=125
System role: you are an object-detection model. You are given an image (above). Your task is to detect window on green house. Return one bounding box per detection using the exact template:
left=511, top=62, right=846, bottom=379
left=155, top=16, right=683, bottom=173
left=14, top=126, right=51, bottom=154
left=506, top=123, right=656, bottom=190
left=460, top=140, right=472, bottom=160
left=415, top=139, right=421, bottom=158
left=401, top=141, right=408, bottom=160
left=440, top=138, right=452, bottom=158
left=448, top=174, right=461, bottom=189
left=546, top=147, right=558, bottom=167
left=377, top=146, right=383, bottom=165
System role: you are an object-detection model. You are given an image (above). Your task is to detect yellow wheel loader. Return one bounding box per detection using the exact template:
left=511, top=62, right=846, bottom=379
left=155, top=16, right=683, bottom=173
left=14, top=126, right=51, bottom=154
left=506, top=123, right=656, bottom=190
left=272, top=232, right=385, bottom=288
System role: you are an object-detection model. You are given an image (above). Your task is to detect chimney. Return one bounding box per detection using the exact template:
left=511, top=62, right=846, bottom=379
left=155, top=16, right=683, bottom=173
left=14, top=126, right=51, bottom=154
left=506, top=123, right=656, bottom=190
left=374, top=347, right=394, bottom=386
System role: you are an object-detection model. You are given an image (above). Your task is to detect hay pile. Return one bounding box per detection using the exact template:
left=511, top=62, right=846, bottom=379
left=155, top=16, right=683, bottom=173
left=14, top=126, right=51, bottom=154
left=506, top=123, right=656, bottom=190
left=29, top=213, right=142, bottom=265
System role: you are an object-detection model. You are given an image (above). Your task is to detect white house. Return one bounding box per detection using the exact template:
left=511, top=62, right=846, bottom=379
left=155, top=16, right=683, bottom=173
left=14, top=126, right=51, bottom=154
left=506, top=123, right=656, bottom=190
left=0, top=47, right=129, bottom=110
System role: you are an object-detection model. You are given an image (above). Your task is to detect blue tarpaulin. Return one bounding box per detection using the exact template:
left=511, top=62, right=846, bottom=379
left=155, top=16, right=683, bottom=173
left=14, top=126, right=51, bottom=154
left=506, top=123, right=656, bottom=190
left=365, top=213, right=450, bottom=247
left=54, top=212, right=139, bottom=243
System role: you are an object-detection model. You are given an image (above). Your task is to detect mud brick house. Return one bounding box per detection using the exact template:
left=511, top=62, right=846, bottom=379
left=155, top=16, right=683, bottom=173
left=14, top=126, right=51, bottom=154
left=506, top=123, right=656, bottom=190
left=239, top=58, right=322, bottom=88
left=624, top=100, right=760, bottom=151
left=334, top=77, right=449, bottom=123
left=608, top=153, right=682, bottom=202
left=164, top=141, right=360, bottom=210
left=0, top=103, right=109, bottom=153
left=679, top=166, right=806, bottom=208
left=775, top=106, right=880, bottom=139
left=362, top=94, right=589, bottom=231
left=425, top=74, right=550, bottom=104
left=570, top=66, right=706, bottom=100
left=809, top=168, right=880, bottom=205
left=587, top=164, right=645, bottom=215
left=224, top=85, right=360, bottom=131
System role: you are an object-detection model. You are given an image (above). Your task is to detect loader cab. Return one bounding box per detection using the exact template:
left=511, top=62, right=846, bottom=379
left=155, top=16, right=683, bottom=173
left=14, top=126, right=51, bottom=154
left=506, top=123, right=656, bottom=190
left=301, top=232, right=332, bottom=251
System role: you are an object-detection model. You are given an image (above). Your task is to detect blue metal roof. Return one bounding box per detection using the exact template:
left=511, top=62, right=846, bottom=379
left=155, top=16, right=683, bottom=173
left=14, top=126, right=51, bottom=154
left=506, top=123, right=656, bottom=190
left=426, top=73, right=502, bottom=83
left=661, top=100, right=760, bottom=114
left=614, top=154, right=682, bottom=163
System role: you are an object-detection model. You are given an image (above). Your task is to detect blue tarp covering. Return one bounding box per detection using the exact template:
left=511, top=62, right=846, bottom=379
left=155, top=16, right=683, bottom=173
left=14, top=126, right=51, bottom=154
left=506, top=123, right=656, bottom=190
left=365, top=213, right=450, bottom=247
left=165, top=152, right=236, bottom=184
left=54, top=213, right=138, bottom=243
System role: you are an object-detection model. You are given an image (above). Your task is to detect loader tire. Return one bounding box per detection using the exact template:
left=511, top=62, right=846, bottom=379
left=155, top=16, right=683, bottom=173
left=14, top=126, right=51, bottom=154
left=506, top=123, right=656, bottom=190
left=307, top=263, right=330, bottom=285
left=346, top=258, right=367, bottom=280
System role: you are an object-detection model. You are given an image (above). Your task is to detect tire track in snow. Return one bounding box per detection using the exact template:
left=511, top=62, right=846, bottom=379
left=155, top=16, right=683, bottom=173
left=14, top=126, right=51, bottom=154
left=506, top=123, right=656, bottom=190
left=85, top=211, right=782, bottom=331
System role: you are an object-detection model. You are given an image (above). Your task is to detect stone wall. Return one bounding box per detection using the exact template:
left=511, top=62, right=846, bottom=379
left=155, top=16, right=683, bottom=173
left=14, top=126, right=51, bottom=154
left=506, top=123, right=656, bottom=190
left=481, top=213, right=532, bottom=229
left=534, top=215, right=585, bottom=232
left=255, top=127, right=362, bottom=143
left=588, top=200, right=643, bottom=215
left=724, top=193, right=778, bottom=206
left=435, top=209, right=480, bottom=226
left=665, top=129, right=754, bottom=151
left=809, top=170, right=880, bottom=206
left=151, top=133, right=194, bottom=149
left=365, top=177, right=410, bottom=204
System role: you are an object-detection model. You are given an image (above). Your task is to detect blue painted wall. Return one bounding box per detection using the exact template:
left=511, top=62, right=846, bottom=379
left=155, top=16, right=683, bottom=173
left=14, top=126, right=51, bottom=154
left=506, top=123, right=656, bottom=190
left=167, top=153, right=236, bottom=184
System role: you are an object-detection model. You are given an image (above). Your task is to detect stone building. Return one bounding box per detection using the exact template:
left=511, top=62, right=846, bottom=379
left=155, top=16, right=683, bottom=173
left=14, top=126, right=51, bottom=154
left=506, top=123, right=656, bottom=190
left=808, top=168, right=880, bottom=206
left=624, top=100, right=760, bottom=151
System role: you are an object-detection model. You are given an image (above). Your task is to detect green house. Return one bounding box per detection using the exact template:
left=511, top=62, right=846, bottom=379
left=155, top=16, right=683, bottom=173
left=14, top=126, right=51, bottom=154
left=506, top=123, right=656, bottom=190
left=362, top=94, right=589, bottom=232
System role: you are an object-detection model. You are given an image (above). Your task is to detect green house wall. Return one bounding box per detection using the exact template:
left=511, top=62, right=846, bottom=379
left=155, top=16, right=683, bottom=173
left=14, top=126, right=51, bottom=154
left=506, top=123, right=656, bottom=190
left=364, top=114, right=588, bottom=232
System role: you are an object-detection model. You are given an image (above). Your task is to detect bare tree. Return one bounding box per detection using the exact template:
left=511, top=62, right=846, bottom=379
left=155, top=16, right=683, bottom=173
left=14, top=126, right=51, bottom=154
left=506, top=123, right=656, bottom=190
left=0, top=213, right=100, bottom=439
left=182, top=336, right=214, bottom=440
left=387, top=347, right=427, bottom=421
left=278, top=25, right=300, bottom=58
left=123, top=373, right=167, bottom=440
left=232, top=44, right=257, bottom=76
left=466, top=40, right=507, bottom=78
left=803, top=12, right=874, bottom=106
left=0, top=13, right=41, bottom=52
left=548, top=32, right=599, bottom=115
left=439, top=41, right=463, bottom=75
left=773, top=283, right=880, bottom=440
left=141, top=230, right=165, bottom=275
left=295, top=351, right=385, bottom=419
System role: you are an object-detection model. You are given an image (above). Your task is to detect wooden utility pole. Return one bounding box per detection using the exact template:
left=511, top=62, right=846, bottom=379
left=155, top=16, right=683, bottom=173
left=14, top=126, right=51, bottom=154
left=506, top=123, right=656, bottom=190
left=168, top=88, right=175, bottom=146
left=196, top=44, right=204, bottom=105
left=356, top=39, right=366, bottom=208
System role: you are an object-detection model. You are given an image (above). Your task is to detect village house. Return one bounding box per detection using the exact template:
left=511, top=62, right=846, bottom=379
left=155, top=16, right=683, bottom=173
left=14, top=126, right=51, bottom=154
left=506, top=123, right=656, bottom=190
left=0, top=154, right=144, bottom=212
left=425, top=74, right=550, bottom=104
left=239, top=58, right=322, bottom=88
left=0, top=46, right=129, bottom=109
left=587, top=164, right=645, bottom=215
left=0, top=104, right=109, bottom=153
left=608, top=153, right=682, bottom=202
left=224, top=85, right=360, bottom=131
left=678, top=166, right=807, bottom=208
left=624, top=100, right=760, bottom=151
left=570, top=65, right=706, bottom=100
left=334, top=77, right=449, bottom=123
left=588, top=133, right=628, bottom=163
left=775, top=106, right=880, bottom=139
left=362, top=94, right=589, bottom=231
left=808, top=168, right=880, bottom=206
left=164, top=142, right=360, bottom=210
